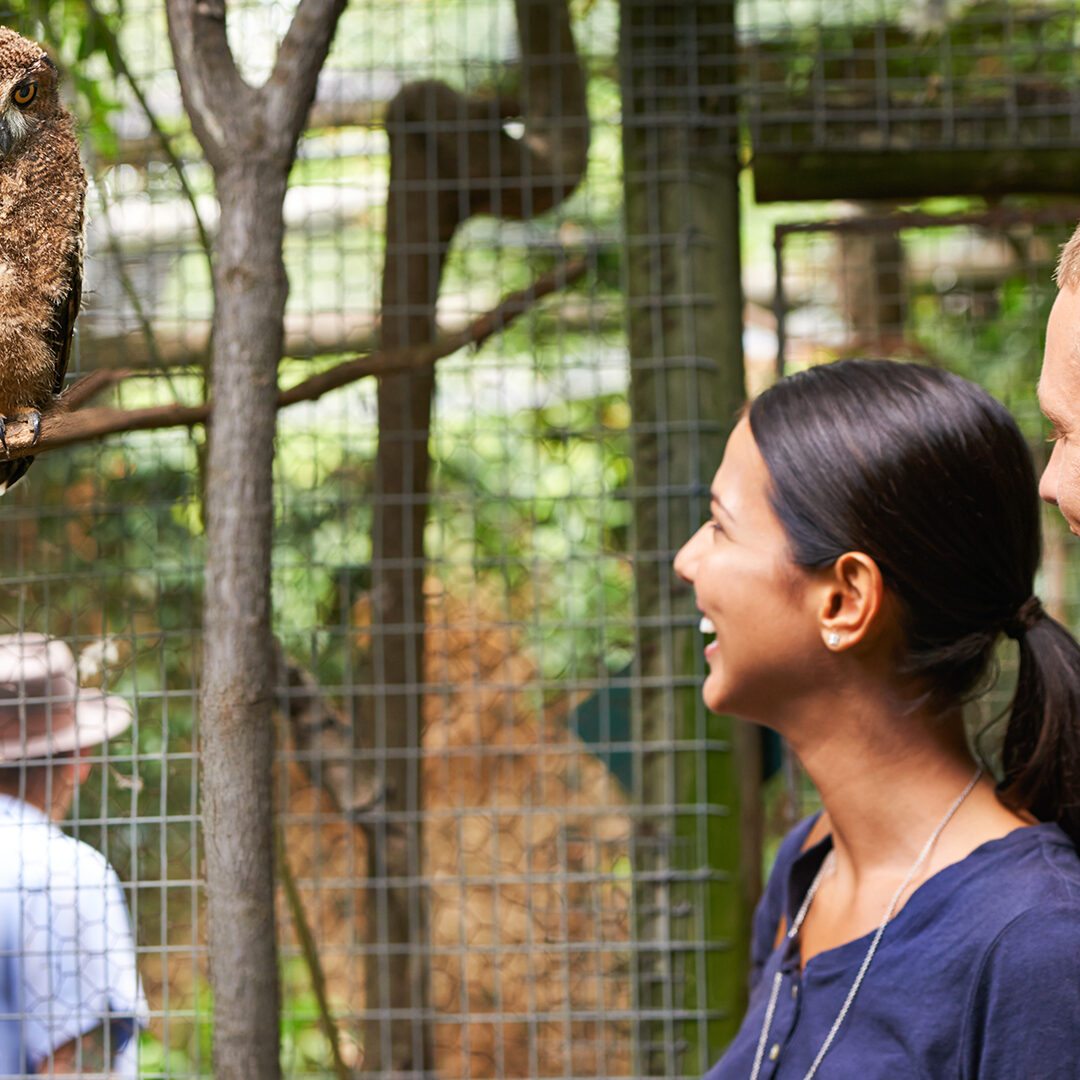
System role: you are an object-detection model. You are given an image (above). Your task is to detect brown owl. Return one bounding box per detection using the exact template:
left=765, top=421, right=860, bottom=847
left=0, top=27, right=85, bottom=492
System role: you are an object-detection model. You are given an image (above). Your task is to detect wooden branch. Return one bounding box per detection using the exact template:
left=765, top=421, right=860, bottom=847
left=275, top=828, right=352, bottom=1080
left=79, top=295, right=618, bottom=372
left=278, top=259, right=587, bottom=406
left=0, top=260, right=586, bottom=462
left=165, top=0, right=251, bottom=167
left=266, top=0, right=350, bottom=152
left=59, top=368, right=131, bottom=411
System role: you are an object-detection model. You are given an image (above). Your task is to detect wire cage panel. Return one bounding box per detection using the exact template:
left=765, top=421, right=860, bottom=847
left=742, top=1, right=1080, bottom=152
left=0, top=2, right=740, bottom=1078
left=739, top=1, right=1080, bottom=199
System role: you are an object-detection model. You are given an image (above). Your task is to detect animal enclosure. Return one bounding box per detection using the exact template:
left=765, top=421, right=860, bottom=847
left=0, top=1, right=1076, bottom=1078
left=0, top=2, right=743, bottom=1077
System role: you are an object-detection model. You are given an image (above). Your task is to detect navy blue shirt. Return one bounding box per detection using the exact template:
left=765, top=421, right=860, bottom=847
left=706, top=815, right=1080, bottom=1079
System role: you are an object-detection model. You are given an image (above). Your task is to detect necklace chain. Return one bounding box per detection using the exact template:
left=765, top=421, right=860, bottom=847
left=748, top=764, right=984, bottom=1080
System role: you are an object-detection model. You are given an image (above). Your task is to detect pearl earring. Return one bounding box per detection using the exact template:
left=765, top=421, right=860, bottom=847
left=827, top=632, right=840, bottom=647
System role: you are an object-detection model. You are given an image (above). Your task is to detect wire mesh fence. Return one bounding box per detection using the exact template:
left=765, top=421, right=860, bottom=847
left=0, top=2, right=714, bottom=1077
left=0, top=1, right=1075, bottom=1078
left=741, top=0, right=1080, bottom=152
left=739, top=0, right=1080, bottom=198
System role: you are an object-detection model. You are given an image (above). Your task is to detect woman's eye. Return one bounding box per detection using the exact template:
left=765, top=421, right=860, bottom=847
left=12, top=83, right=35, bottom=107
left=709, top=520, right=724, bottom=537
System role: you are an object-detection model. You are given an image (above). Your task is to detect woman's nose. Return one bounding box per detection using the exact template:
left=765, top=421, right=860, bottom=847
left=673, top=528, right=703, bottom=583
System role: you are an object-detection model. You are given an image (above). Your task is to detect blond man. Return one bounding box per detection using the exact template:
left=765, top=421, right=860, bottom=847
left=1039, top=233, right=1080, bottom=532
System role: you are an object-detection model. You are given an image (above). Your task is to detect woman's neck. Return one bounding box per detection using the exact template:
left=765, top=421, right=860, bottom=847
left=783, top=690, right=1018, bottom=881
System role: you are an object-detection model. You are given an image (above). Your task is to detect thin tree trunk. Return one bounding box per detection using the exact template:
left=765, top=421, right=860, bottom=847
left=165, top=4, right=347, bottom=1076
left=200, top=164, right=288, bottom=1080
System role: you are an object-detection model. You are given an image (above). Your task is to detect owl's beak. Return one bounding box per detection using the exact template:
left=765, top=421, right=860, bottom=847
left=0, top=119, right=12, bottom=157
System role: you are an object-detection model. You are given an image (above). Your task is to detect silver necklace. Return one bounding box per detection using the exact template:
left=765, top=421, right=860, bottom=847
left=748, top=764, right=984, bottom=1080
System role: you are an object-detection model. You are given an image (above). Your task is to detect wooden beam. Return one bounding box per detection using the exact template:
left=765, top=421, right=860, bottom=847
left=753, top=148, right=1080, bottom=203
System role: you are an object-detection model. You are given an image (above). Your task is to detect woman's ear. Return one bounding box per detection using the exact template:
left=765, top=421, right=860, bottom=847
left=817, top=551, right=886, bottom=652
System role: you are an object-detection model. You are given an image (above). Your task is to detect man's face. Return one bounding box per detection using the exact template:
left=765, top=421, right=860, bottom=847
left=1039, top=285, right=1080, bottom=535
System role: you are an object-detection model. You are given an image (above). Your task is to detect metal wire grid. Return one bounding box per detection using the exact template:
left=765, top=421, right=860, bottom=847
left=2, top=2, right=1071, bottom=1077
left=739, top=0, right=1080, bottom=152
left=0, top=1, right=718, bottom=1077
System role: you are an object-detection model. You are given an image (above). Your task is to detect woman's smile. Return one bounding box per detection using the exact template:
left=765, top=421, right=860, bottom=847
left=699, top=614, right=718, bottom=658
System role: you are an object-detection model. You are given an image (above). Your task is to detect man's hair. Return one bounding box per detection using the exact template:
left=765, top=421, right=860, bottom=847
left=0, top=752, right=73, bottom=800
left=1055, top=222, right=1080, bottom=288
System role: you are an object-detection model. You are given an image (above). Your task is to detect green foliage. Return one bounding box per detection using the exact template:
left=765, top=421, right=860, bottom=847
left=22, top=1, right=126, bottom=157
left=430, top=388, right=634, bottom=681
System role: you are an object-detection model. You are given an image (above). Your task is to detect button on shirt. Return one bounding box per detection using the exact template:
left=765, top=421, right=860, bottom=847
left=0, top=794, right=148, bottom=1076
left=706, top=815, right=1080, bottom=1079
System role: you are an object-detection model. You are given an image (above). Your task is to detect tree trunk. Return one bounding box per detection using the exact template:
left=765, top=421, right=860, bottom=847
left=621, top=1, right=757, bottom=1073
left=200, top=163, right=288, bottom=1080
left=165, top=4, right=347, bottom=1076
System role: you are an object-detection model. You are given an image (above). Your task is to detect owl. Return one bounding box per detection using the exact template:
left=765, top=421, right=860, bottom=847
left=0, top=27, right=85, bottom=492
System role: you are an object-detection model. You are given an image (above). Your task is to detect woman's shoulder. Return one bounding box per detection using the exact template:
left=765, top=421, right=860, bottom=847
left=903, top=821, right=1080, bottom=973
left=961, top=878, right=1080, bottom=1073
left=958, top=821, right=1080, bottom=913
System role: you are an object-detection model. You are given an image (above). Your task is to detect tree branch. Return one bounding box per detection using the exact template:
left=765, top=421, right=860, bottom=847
left=165, top=0, right=251, bottom=167
left=276, top=828, right=352, bottom=1080
left=279, top=259, right=587, bottom=405
left=266, top=0, right=350, bottom=157
left=0, top=260, right=586, bottom=461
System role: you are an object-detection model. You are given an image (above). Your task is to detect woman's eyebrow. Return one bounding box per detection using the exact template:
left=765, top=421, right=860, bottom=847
left=710, top=494, right=734, bottom=521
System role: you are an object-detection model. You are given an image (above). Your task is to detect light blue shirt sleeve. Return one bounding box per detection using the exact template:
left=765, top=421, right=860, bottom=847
left=0, top=799, right=148, bottom=1075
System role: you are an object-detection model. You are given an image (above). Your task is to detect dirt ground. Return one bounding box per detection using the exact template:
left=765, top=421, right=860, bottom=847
left=141, top=585, right=633, bottom=1076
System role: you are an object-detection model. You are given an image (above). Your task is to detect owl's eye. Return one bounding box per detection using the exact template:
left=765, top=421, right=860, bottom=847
left=12, top=83, right=36, bottom=108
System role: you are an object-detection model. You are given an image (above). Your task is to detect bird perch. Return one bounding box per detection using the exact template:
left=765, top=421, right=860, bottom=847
left=0, top=259, right=586, bottom=463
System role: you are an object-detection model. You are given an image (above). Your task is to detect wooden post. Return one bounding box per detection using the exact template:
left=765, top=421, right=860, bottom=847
left=621, top=0, right=760, bottom=1072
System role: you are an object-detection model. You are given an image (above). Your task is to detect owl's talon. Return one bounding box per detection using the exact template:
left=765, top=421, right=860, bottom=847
left=25, top=411, right=40, bottom=446
left=0, top=417, right=9, bottom=453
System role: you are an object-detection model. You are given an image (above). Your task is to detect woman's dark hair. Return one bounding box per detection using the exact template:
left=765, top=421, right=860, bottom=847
left=749, top=358, right=1080, bottom=845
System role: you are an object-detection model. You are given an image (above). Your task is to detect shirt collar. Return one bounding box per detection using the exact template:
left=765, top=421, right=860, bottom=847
left=0, top=791, right=53, bottom=826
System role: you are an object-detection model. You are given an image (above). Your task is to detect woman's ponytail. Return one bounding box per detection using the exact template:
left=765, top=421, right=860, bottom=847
left=1000, top=604, right=1080, bottom=847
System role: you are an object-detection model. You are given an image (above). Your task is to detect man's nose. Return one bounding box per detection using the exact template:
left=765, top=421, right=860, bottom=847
left=1039, top=443, right=1061, bottom=507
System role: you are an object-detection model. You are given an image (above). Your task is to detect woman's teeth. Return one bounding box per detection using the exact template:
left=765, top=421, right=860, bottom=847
left=699, top=616, right=716, bottom=634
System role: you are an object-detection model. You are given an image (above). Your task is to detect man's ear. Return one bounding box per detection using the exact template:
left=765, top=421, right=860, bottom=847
left=817, top=551, right=886, bottom=652
left=74, top=751, right=92, bottom=785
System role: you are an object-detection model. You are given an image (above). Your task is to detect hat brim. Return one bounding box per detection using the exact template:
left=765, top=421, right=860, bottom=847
left=0, top=690, right=134, bottom=761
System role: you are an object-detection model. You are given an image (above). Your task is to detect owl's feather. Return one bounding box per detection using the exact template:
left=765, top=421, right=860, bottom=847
left=0, top=27, right=86, bottom=493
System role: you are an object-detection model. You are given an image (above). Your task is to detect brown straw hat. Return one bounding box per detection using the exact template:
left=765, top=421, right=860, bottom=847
left=0, top=634, right=133, bottom=761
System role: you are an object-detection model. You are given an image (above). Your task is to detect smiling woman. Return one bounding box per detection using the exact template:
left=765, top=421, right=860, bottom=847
left=675, top=359, right=1080, bottom=1080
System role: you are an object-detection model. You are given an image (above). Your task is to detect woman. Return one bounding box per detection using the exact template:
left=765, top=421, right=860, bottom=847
left=674, top=359, right=1080, bottom=1079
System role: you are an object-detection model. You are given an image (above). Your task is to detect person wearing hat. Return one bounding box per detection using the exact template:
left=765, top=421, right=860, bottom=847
left=0, top=634, right=147, bottom=1076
